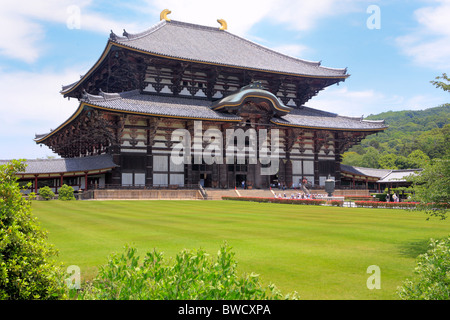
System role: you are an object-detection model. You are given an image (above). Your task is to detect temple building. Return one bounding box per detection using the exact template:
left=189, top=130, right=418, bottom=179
left=31, top=11, right=387, bottom=193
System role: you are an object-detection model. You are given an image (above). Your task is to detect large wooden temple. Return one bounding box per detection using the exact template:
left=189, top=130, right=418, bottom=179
left=32, top=11, right=387, bottom=192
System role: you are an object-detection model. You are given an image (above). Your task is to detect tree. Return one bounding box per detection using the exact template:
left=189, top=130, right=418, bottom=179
left=378, top=153, right=398, bottom=169
left=341, top=152, right=364, bottom=167
left=58, top=184, right=75, bottom=201
left=407, top=150, right=429, bottom=168
left=431, top=73, right=450, bottom=92
left=39, top=186, right=55, bottom=201
left=361, top=147, right=380, bottom=168
left=0, top=160, right=65, bottom=299
left=409, top=158, right=450, bottom=220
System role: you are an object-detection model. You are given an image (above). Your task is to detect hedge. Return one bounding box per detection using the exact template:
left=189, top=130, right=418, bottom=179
left=222, top=196, right=326, bottom=206
left=344, top=196, right=374, bottom=201
left=354, top=201, right=421, bottom=209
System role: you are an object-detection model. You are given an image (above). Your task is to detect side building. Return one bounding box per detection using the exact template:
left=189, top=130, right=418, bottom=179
left=30, top=12, right=387, bottom=193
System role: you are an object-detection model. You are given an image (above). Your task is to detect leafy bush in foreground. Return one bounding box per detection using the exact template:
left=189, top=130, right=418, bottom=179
left=78, top=242, right=299, bottom=300
left=398, top=236, right=450, bottom=300
left=0, top=160, right=65, bottom=300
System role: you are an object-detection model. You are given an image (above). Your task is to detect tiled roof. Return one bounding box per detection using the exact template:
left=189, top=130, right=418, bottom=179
left=340, top=165, right=422, bottom=183
left=82, top=90, right=242, bottom=121
left=111, top=20, right=348, bottom=78
left=37, top=88, right=387, bottom=144
left=272, top=107, right=388, bottom=131
left=0, top=154, right=117, bottom=175
left=377, top=169, right=422, bottom=183
left=340, top=164, right=391, bottom=178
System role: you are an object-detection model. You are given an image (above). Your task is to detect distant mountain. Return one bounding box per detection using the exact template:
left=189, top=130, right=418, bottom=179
left=342, top=104, right=450, bottom=169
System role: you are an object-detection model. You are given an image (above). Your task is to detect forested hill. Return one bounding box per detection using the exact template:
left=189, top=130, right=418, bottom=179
left=342, top=104, right=450, bottom=169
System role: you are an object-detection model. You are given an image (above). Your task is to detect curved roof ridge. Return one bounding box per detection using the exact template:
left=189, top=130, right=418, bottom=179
left=222, top=30, right=321, bottom=68
left=115, top=19, right=347, bottom=75
left=113, top=19, right=167, bottom=42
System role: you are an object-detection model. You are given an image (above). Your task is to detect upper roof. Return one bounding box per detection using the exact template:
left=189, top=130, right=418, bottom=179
left=61, top=18, right=349, bottom=95
left=0, top=154, right=117, bottom=175
left=111, top=19, right=348, bottom=78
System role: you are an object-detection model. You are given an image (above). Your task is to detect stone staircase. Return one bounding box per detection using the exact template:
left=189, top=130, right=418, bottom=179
left=203, top=189, right=241, bottom=200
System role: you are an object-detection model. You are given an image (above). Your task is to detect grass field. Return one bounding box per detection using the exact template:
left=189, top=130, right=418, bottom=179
left=31, top=200, right=450, bottom=300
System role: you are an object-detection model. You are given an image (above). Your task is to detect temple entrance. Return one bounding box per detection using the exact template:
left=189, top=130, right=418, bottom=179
left=270, top=174, right=279, bottom=188
left=236, top=174, right=247, bottom=189
left=200, top=173, right=212, bottom=188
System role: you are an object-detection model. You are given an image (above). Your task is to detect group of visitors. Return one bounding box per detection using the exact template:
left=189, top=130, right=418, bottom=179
left=273, top=177, right=311, bottom=190
left=386, top=193, right=400, bottom=203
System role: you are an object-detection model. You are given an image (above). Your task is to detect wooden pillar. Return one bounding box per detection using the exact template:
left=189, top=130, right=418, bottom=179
left=84, top=172, right=88, bottom=191
left=58, top=174, right=64, bottom=194
left=285, top=159, right=293, bottom=188
left=34, top=175, right=38, bottom=194
left=313, top=152, right=319, bottom=188
left=219, top=163, right=228, bottom=189
left=313, top=132, right=320, bottom=188
left=333, top=132, right=341, bottom=189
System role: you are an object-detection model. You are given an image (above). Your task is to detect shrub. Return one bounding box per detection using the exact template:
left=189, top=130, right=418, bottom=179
left=222, top=196, right=326, bottom=206
left=78, top=242, right=299, bottom=300
left=39, top=186, right=55, bottom=201
left=327, top=200, right=344, bottom=207
left=0, top=160, right=66, bottom=299
left=398, top=236, right=450, bottom=300
left=58, top=184, right=75, bottom=201
left=354, top=201, right=420, bottom=209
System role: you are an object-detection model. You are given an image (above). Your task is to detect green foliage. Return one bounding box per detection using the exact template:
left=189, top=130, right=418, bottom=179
left=39, top=186, right=55, bottom=201
left=342, top=105, right=450, bottom=169
left=78, top=242, right=298, bottom=300
left=58, top=184, right=75, bottom=201
left=408, top=158, right=450, bottom=220
left=398, top=236, right=450, bottom=300
left=431, top=73, right=450, bottom=92
left=354, top=201, right=420, bottom=209
left=222, top=197, right=326, bottom=205
left=0, top=160, right=65, bottom=300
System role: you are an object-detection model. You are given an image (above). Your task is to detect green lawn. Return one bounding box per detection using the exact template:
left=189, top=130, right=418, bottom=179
left=31, top=200, right=450, bottom=300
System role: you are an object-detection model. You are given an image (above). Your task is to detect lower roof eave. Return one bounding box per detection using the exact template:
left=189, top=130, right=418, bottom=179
left=270, top=119, right=388, bottom=132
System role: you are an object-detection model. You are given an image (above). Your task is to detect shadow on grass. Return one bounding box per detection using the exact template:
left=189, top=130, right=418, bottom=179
left=397, top=239, right=430, bottom=259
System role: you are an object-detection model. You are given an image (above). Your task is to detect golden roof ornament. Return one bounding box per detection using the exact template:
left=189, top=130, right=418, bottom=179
left=160, top=9, right=171, bottom=21
left=217, top=19, right=227, bottom=31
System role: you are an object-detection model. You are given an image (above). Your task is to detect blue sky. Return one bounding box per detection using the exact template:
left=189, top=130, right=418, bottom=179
left=0, top=0, right=449, bottom=159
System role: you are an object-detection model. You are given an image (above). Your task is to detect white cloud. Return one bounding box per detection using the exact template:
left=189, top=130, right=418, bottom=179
left=271, top=44, right=310, bottom=59
left=0, top=0, right=366, bottom=64
left=0, top=0, right=139, bottom=63
left=146, top=0, right=363, bottom=44
left=306, top=85, right=444, bottom=118
left=396, top=0, right=450, bottom=69
left=0, top=69, right=80, bottom=158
